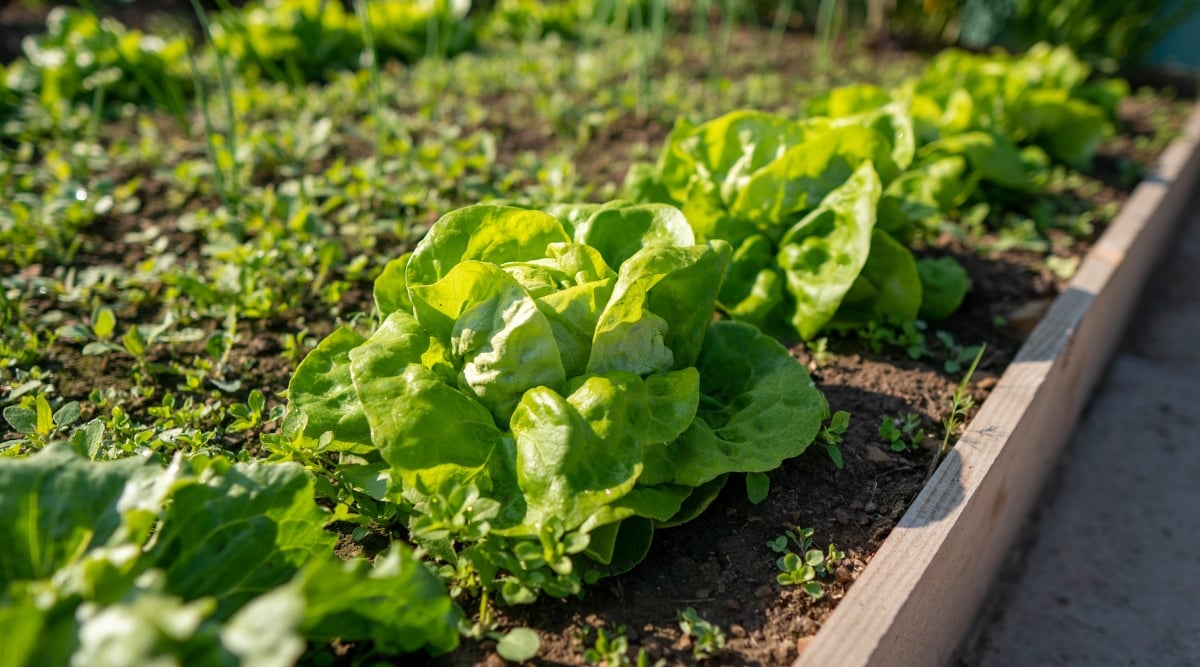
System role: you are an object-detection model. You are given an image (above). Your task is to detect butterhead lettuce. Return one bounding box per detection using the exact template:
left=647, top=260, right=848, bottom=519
left=287, top=202, right=828, bottom=595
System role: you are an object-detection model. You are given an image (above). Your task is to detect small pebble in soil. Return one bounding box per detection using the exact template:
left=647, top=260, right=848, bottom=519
left=866, top=445, right=894, bottom=465
left=755, top=585, right=774, bottom=599
left=835, top=565, right=853, bottom=583
left=730, top=624, right=748, bottom=639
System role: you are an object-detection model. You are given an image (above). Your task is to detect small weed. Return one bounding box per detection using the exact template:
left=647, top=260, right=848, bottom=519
left=768, top=527, right=845, bottom=599
left=924, top=344, right=988, bottom=482
left=677, top=607, right=725, bottom=661
left=2, top=394, right=81, bottom=452
left=878, top=412, right=926, bottom=453
left=857, top=320, right=928, bottom=360
left=936, top=344, right=987, bottom=461
left=574, top=625, right=662, bottom=667
left=807, top=336, right=833, bottom=367
left=935, top=330, right=983, bottom=374
left=815, top=409, right=850, bottom=469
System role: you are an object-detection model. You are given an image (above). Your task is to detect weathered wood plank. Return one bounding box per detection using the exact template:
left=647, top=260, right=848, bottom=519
left=795, top=103, right=1200, bottom=667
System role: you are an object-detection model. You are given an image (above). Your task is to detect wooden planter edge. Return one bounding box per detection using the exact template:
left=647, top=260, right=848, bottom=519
left=795, top=102, right=1200, bottom=667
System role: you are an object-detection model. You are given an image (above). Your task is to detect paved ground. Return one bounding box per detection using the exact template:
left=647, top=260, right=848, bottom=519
left=954, top=204, right=1200, bottom=665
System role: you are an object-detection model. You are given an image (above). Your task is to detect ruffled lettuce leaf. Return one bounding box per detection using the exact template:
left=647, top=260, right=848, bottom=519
left=776, top=162, right=883, bottom=340
left=0, top=446, right=459, bottom=664
left=641, top=321, right=827, bottom=487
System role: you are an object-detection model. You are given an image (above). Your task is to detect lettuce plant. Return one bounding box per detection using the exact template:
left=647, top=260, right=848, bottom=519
left=626, top=109, right=932, bottom=340
left=12, top=8, right=191, bottom=118
left=213, top=0, right=478, bottom=82
left=0, top=445, right=460, bottom=666
left=286, top=202, right=828, bottom=600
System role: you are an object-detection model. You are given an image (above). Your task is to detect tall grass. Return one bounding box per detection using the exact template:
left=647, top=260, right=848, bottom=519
left=353, top=0, right=386, bottom=206
left=189, top=0, right=242, bottom=212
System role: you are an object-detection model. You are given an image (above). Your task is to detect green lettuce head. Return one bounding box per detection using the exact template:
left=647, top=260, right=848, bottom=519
left=287, top=202, right=828, bottom=594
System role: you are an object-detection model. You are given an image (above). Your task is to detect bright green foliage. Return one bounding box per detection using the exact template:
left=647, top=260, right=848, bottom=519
left=0, top=445, right=460, bottom=665
left=487, top=0, right=657, bottom=40
left=906, top=43, right=1124, bottom=170
left=628, top=108, right=925, bottom=340
left=213, top=0, right=479, bottom=82
left=287, top=202, right=828, bottom=599
left=9, top=7, right=191, bottom=116
left=626, top=43, right=1124, bottom=340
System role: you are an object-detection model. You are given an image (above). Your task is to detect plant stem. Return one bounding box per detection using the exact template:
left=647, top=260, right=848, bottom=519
left=185, top=42, right=230, bottom=212
left=189, top=0, right=240, bottom=211
left=353, top=0, right=385, bottom=204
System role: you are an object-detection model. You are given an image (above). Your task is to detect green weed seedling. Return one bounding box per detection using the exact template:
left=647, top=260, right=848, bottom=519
left=857, top=320, right=929, bottom=360
left=677, top=607, right=725, bottom=661
left=768, top=527, right=845, bottom=599
left=815, top=410, right=851, bottom=469
left=2, top=394, right=80, bottom=452
left=56, top=305, right=122, bottom=357
left=878, top=412, right=926, bottom=453
left=806, top=336, right=833, bottom=367
left=575, top=624, right=663, bottom=667
left=935, top=330, right=983, bottom=374
left=927, top=343, right=988, bottom=479
left=939, top=344, right=986, bottom=456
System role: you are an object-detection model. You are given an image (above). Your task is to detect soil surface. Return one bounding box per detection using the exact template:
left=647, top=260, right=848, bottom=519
left=2, top=3, right=1194, bottom=666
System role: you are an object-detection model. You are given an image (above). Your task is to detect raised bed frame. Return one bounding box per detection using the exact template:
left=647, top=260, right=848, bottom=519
left=796, top=103, right=1200, bottom=667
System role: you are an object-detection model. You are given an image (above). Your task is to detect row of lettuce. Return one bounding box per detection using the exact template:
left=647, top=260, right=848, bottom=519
left=625, top=42, right=1123, bottom=340
left=0, top=0, right=653, bottom=119
left=0, top=44, right=1127, bottom=667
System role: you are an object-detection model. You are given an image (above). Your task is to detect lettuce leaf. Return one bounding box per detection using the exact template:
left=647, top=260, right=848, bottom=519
left=0, top=445, right=460, bottom=665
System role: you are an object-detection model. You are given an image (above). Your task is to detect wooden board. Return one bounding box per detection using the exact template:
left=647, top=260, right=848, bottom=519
left=795, top=103, right=1200, bottom=667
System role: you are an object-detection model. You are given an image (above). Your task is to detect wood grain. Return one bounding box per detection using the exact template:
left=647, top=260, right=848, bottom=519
left=795, top=103, right=1200, bottom=667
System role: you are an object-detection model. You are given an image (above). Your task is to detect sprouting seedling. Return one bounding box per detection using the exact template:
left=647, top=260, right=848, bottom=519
left=807, top=336, right=833, bottom=367
left=939, top=343, right=986, bottom=457
left=677, top=607, right=725, bottom=661
left=575, top=624, right=662, bottom=667
left=769, top=526, right=844, bottom=599
left=816, top=410, right=850, bottom=469
left=925, top=343, right=988, bottom=480
left=2, top=394, right=82, bottom=451
left=936, top=330, right=983, bottom=374
left=878, top=412, right=926, bottom=453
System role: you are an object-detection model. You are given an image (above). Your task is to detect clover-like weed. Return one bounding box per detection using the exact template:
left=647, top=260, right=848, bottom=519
left=768, top=527, right=845, bottom=599
left=879, top=412, right=926, bottom=453
left=677, top=607, right=725, bottom=661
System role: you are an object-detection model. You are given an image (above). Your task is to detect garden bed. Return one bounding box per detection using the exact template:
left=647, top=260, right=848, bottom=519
left=797, top=100, right=1200, bottom=667
left=2, top=4, right=1199, bottom=667
left=420, top=101, right=1200, bottom=667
